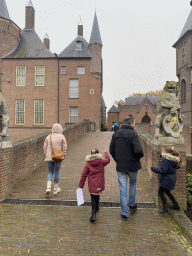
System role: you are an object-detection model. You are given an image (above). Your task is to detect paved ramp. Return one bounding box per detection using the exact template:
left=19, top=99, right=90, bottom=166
left=5, top=131, right=154, bottom=205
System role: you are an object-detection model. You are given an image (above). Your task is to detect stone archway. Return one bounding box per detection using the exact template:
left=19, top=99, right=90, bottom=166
left=141, top=115, right=151, bottom=123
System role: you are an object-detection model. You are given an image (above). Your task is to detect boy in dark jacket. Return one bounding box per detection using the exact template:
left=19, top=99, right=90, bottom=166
left=109, top=116, right=143, bottom=221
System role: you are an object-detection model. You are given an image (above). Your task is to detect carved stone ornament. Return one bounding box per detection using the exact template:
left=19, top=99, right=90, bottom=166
left=163, top=115, right=183, bottom=138
left=155, top=81, right=184, bottom=139
left=0, top=92, right=9, bottom=138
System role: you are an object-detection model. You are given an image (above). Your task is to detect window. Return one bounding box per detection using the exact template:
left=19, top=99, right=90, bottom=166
left=69, top=107, right=78, bottom=123
left=69, top=79, right=79, bottom=98
left=181, top=79, right=186, bottom=104
left=35, top=66, right=45, bottom=86
left=90, top=89, right=94, bottom=94
left=61, top=66, right=66, bottom=75
left=77, top=66, right=85, bottom=75
left=16, top=66, right=26, bottom=86
left=34, top=100, right=44, bottom=125
left=15, top=100, right=25, bottom=125
left=76, top=41, right=82, bottom=50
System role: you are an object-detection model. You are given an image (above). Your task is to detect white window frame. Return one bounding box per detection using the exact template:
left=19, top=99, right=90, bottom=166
left=69, top=107, right=78, bottom=123
left=35, top=66, right=45, bottom=86
left=90, top=89, right=94, bottom=94
left=34, top=99, right=44, bottom=125
left=16, top=66, right=26, bottom=86
left=15, top=100, right=25, bottom=125
left=61, top=66, right=66, bottom=75
left=77, top=66, right=85, bottom=75
left=69, top=79, right=79, bottom=98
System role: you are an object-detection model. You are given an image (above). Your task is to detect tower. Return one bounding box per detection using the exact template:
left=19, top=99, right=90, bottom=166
left=172, top=2, right=192, bottom=153
left=89, top=11, right=103, bottom=82
left=0, top=0, right=20, bottom=90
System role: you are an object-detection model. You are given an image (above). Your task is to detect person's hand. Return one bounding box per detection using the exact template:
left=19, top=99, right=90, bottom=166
left=161, top=147, right=165, bottom=154
left=104, top=147, right=108, bottom=152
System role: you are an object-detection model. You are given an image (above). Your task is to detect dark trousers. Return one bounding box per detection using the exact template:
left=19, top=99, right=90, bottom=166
left=91, top=194, right=100, bottom=212
left=158, top=186, right=178, bottom=206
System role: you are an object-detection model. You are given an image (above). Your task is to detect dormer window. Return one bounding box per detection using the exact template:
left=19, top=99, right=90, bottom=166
left=76, top=41, right=82, bottom=50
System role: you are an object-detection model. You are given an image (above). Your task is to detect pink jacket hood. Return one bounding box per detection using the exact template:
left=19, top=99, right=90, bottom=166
left=52, top=123, right=63, bottom=134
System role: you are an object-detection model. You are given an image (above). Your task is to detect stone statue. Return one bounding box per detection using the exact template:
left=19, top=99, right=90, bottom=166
left=155, top=81, right=184, bottom=138
left=0, top=92, right=9, bottom=137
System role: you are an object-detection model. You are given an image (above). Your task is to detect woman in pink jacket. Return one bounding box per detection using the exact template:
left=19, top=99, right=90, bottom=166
left=78, top=148, right=110, bottom=222
left=44, top=123, right=67, bottom=195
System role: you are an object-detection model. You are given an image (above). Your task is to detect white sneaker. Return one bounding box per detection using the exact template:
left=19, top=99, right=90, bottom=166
left=53, top=184, right=61, bottom=195
left=45, top=181, right=52, bottom=195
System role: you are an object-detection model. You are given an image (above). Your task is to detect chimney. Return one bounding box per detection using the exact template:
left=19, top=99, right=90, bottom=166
left=78, top=25, right=83, bottom=37
left=25, top=0, right=35, bottom=29
left=44, top=33, right=50, bottom=50
left=78, top=16, right=83, bottom=36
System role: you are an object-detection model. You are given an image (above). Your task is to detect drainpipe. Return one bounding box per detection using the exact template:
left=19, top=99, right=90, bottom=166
left=55, top=53, right=59, bottom=123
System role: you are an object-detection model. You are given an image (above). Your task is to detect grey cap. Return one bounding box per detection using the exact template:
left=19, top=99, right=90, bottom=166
left=108, top=105, right=119, bottom=113
left=58, top=36, right=92, bottom=58
left=0, top=0, right=10, bottom=20
left=2, top=29, right=55, bottom=58
left=173, top=9, right=192, bottom=47
left=89, top=12, right=102, bottom=46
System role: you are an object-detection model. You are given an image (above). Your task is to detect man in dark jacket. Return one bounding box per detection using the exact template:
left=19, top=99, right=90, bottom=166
left=109, top=116, right=144, bottom=221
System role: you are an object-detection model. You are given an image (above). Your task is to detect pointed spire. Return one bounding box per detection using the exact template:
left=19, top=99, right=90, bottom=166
left=179, top=9, right=192, bottom=39
left=0, top=0, right=10, bottom=20
left=89, top=11, right=102, bottom=46
left=173, top=3, right=192, bottom=46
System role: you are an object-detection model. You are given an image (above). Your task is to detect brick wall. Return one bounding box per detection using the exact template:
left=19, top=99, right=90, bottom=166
left=0, top=18, right=20, bottom=90
left=135, top=126, right=187, bottom=210
left=0, top=121, right=90, bottom=202
left=107, top=113, right=119, bottom=129
left=59, top=59, right=102, bottom=131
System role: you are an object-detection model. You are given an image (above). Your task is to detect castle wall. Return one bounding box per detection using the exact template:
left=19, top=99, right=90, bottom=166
left=0, top=121, right=90, bottom=202
left=0, top=18, right=20, bottom=90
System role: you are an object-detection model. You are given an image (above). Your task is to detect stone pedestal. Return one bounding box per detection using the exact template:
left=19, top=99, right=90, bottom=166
left=0, top=136, right=12, bottom=148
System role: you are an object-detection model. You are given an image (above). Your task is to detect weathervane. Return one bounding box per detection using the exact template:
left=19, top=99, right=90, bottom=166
left=78, top=15, right=83, bottom=25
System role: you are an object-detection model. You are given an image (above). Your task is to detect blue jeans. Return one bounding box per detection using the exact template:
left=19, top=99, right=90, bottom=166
left=47, top=161, right=61, bottom=184
left=117, top=170, right=138, bottom=217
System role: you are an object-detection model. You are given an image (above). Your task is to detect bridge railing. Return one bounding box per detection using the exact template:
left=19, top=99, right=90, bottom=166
left=0, top=121, right=90, bottom=202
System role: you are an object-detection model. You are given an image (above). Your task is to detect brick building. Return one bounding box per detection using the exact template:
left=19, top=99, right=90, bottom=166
left=108, top=96, right=158, bottom=129
left=172, top=4, right=192, bottom=154
left=1, top=0, right=105, bottom=142
left=0, top=0, right=20, bottom=91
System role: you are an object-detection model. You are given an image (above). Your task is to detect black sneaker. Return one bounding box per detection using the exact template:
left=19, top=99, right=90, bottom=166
left=169, top=205, right=180, bottom=211
left=121, top=214, right=128, bottom=221
left=129, top=204, right=137, bottom=213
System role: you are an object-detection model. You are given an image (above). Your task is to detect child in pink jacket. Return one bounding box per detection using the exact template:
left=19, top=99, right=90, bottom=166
left=78, top=148, right=110, bottom=222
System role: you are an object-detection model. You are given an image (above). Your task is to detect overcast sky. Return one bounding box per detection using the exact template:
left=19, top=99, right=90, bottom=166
left=5, top=0, right=192, bottom=111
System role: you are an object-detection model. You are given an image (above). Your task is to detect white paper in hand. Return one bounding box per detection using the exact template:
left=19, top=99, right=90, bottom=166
left=76, top=188, right=84, bottom=206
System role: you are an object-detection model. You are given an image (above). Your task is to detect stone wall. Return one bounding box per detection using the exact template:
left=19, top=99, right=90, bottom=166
left=135, top=126, right=187, bottom=210
left=0, top=121, right=90, bottom=202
